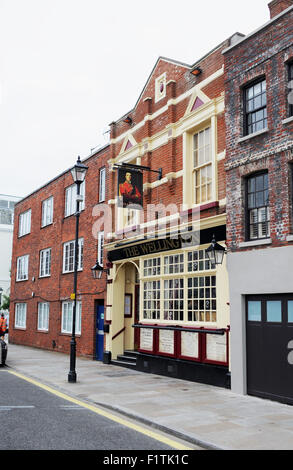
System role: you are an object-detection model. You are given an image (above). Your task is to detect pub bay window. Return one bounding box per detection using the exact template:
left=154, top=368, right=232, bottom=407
left=246, top=172, right=270, bottom=240
left=141, top=249, right=217, bottom=323
left=244, top=79, right=267, bottom=135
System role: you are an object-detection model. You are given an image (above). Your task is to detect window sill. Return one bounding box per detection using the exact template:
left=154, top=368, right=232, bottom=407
left=39, top=275, right=51, bottom=279
left=18, top=232, right=31, bottom=239
left=282, top=116, right=293, bottom=125
left=286, top=234, right=293, bottom=242
left=41, top=223, right=53, bottom=229
left=62, top=269, right=83, bottom=275
left=238, top=128, right=268, bottom=143
left=239, top=238, right=272, bottom=248
left=64, top=208, right=85, bottom=219
left=16, top=278, right=28, bottom=282
left=180, top=201, right=219, bottom=216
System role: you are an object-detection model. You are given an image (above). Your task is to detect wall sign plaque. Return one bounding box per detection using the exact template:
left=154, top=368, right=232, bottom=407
left=140, top=328, right=153, bottom=351
left=181, top=331, right=199, bottom=358
left=158, top=329, right=174, bottom=355
left=206, top=333, right=227, bottom=363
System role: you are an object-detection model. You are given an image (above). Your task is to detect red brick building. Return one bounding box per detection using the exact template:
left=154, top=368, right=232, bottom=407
left=224, top=0, right=293, bottom=403
left=10, top=144, right=109, bottom=359
left=103, top=36, right=238, bottom=386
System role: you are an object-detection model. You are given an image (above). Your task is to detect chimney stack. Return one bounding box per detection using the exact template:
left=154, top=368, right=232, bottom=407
left=268, top=0, right=293, bottom=19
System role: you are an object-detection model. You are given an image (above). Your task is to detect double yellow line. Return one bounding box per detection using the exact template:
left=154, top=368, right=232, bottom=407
left=8, top=370, right=193, bottom=450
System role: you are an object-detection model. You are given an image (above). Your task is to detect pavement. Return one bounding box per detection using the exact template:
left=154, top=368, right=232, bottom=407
left=3, top=342, right=293, bottom=451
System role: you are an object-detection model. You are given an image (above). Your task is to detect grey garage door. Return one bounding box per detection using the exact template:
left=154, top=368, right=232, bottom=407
left=246, top=294, right=293, bottom=405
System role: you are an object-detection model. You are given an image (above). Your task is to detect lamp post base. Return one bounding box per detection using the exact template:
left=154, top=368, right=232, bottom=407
left=68, top=371, right=77, bottom=383
left=68, top=337, right=77, bottom=383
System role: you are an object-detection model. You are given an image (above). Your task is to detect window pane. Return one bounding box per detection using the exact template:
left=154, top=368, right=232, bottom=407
left=267, top=301, right=282, bottom=322
left=248, top=301, right=261, bottom=321
left=288, top=301, right=293, bottom=323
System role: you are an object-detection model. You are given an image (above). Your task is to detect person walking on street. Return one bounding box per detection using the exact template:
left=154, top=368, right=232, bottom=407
left=0, top=313, right=7, bottom=339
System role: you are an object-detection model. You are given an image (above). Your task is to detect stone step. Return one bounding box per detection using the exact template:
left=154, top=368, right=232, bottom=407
left=111, top=359, right=137, bottom=369
left=116, top=354, right=136, bottom=363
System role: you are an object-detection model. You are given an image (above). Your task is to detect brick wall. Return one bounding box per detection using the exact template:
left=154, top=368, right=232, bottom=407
left=10, top=145, right=110, bottom=357
left=224, top=6, right=293, bottom=251
left=108, top=41, right=229, bottom=234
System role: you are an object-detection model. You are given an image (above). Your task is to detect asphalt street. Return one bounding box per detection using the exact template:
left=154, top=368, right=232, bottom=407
left=0, top=369, right=198, bottom=451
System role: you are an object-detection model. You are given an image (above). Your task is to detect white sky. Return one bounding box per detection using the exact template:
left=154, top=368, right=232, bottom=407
left=0, top=0, right=271, bottom=198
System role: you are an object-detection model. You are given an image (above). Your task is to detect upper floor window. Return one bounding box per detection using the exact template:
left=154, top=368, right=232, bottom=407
left=246, top=172, right=270, bottom=240
left=16, top=254, right=29, bottom=281
left=97, top=231, right=104, bottom=266
left=63, top=238, right=84, bottom=273
left=41, top=196, right=53, bottom=227
left=288, top=61, right=293, bottom=118
left=0, top=200, right=15, bottom=225
left=39, top=248, right=51, bottom=277
left=99, top=167, right=106, bottom=202
left=19, top=209, right=31, bottom=237
left=244, top=79, right=267, bottom=135
left=193, top=126, right=212, bottom=204
left=65, top=182, right=85, bottom=217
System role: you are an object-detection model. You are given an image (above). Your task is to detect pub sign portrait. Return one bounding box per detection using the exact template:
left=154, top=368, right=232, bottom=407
left=117, top=167, right=143, bottom=209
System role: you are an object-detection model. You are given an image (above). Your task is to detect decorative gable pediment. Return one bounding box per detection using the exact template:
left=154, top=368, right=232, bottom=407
left=119, top=133, right=137, bottom=155
left=185, top=88, right=210, bottom=116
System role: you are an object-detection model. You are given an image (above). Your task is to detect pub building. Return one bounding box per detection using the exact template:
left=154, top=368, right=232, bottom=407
left=99, top=36, right=238, bottom=387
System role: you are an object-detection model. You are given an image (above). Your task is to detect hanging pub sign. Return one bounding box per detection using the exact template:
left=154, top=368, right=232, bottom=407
left=117, top=167, right=143, bottom=209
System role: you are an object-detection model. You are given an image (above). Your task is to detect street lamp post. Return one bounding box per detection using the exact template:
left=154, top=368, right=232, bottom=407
left=68, top=156, right=88, bottom=383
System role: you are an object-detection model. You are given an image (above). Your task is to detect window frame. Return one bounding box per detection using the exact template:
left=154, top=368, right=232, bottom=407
left=15, top=303, right=27, bottom=329
left=37, top=302, right=50, bottom=331
left=16, top=254, right=29, bottom=281
left=97, top=231, right=104, bottom=266
left=288, top=61, right=293, bottom=118
left=140, top=249, right=218, bottom=325
left=243, top=78, right=267, bottom=136
left=39, top=248, right=51, bottom=278
left=62, top=238, right=84, bottom=273
left=192, top=126, right=213, bottom=205
left=65, top=181, right=85, bottom=217
left=18, top=209, right=31, bottom=237
left=99, top=167, right=106, bottom=202
left=245, top=171, right=270, bottom=241
left=41, top=196, right=54, bottom=227
left=61, top=301, right=82, bottom=335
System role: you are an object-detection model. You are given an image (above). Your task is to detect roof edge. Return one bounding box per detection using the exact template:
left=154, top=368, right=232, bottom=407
left=15, top=143, right=110, bottom=207
left=222, top=4, right=293, bottom=54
